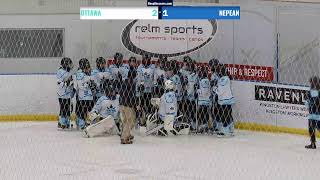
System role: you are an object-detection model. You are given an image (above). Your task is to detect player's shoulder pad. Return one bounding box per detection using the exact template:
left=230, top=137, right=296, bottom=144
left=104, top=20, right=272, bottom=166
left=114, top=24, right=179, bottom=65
left=76, top=71, right=85, bottom=80
left=56, top=69, right=67, bottom=78
left=91, top=69, right=99, bottom=74
left=219, top=76, right=229, bottom=86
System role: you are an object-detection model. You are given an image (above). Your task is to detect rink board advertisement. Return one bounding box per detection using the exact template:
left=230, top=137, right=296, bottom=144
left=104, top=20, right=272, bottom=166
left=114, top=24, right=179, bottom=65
left=121, top=20, right=217, bottom=57
left=233, top=81, right=309, bottom=129
left=225, top=64, right=274, bottom=82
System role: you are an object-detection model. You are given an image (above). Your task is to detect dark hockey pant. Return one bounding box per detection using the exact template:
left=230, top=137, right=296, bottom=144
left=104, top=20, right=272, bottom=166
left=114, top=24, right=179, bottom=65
left=308, top=119, right=320, bottom=143
left=58, top=98, right=71, bottom=117
left=217, top=105, right=233, bottom=127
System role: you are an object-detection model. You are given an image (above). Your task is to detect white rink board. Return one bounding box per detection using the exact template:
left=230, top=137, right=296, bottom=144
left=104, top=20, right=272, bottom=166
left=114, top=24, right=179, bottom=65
left=233, top=81, right=309, bottom=129
left=0, top=75, right=58, bottom=115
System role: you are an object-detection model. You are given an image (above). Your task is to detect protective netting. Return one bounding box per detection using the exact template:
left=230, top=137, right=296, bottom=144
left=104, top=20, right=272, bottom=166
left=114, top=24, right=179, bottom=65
left=0, top=0, right=319, bottom=138
left=1, top=1, right=320, bottom=180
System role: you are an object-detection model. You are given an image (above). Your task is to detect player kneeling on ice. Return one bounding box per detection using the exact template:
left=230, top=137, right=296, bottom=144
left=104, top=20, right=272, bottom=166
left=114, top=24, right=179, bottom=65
left=146, top=80, right=190, bottom=136
left=85, top=82, right=121, bottom=138
left=305, top=76, right=320, bottom=149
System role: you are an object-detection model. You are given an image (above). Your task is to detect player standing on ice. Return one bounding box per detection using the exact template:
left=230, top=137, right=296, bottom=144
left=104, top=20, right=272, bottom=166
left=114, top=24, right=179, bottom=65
left=216, top=65, right=235, bottom=137
left=85, top=82, right=121, bottom=138
left=179, top=56, right=192, bottom=79
left=109, top=52, right=129, bottom=91
left=153, top=56, right=166, bottom=98
left=91, top=57, right=111, bottom=102
left=209, top=58, right=221, bottom=132
left=185, top=62, right=199, bottom=131
left=179, top=56, right=193, bottom=123
left=195, top=66, right=211, bottom=133
left=305, top=76, right=320, bottom=149
left=75, top=58, right=95, bottom=129
left=136, top=54, right=155, bottom=125
left=56, top=57, right=75, bottom=129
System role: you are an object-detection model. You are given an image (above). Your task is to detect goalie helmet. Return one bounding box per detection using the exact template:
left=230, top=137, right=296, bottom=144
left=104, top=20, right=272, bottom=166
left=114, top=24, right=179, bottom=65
left=165, top=80, right=175, bottom=91
left=96, top=57, right=106, bottom=71
left=60, top=57, right=73, bottom=72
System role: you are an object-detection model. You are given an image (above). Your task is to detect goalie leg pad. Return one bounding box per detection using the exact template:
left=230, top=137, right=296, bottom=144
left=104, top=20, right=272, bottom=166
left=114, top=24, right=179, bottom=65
left=85, top=115, right=116, bottom=138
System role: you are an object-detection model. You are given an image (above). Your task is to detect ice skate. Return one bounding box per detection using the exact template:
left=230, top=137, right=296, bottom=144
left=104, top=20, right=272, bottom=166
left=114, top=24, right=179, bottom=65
left=305, top=143, right=316, bottom=149
left=121, top=138, right=133, bottom=144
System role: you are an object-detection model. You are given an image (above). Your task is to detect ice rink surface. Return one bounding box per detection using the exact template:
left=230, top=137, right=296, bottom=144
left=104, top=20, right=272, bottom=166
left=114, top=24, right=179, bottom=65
left=0, top=122, right=319, bottom=180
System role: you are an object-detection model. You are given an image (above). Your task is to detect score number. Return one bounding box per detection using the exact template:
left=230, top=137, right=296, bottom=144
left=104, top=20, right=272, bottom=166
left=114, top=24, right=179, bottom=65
left=151, top=8, right=169, bottom=18
left=162, top=9, right=168, bottom=17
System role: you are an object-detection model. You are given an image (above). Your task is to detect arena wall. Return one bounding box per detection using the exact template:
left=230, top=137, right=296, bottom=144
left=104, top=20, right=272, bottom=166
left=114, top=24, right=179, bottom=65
left=0, top=0, right=319, bottom=136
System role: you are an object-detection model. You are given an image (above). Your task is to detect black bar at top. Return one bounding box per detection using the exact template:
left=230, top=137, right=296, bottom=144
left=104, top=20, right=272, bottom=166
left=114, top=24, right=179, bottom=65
left=147, top=0, right=173, bottom=6
left=158, top=6, right=162, bottom=19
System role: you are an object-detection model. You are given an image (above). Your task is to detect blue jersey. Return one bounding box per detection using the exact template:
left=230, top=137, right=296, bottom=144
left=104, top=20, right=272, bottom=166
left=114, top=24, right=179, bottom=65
left=305, top=89, right=320, bottom=121
left=76, top=70, right=94, bottom=101
left=109, top=64, right=130, bottom=81
left=91, top=68, right=112, bottom=98
left=91, top=95, right=120, bottom=119
left=136, top=64, right=155, bottom=95
left=211, top=73, right=219, bottom=103
left=57, top=68, right=74, bottom=99
left=186, top=72, right=199, bottom=101
left=169, top=75, right=183, bottom=101
left=217, top=76, right=235, bottom=105
left=197, top=78, right=212, bottom=106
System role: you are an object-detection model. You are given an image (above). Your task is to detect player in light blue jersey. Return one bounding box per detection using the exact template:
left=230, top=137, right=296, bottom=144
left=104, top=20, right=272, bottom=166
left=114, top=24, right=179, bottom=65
left=209, top=58, right=221, bottom=132
left=305, top=76, right=320, bottom=149
left=90, top=83, right=120, bottom=123
left=109, top=52, right=130, bottom=91
left=91, top=57, right=112, bottom=101
left=185, top=62, right=198, bottom=128
left=85, top=82, right=121, bottom=139
left=153, top=57, right=166, bottom=98
left=216, top=65, right=235, bottom=137
left=75, top=58, right=95, bottom=129
left=168, top=60, right=183, bottom=102
left=179, top=56, right=192, bottom=79
left=136, top=54, right=155, bottom=119
left=57, top=57, right=75, bottom=129
left=196, top=66, right=212, bottom=133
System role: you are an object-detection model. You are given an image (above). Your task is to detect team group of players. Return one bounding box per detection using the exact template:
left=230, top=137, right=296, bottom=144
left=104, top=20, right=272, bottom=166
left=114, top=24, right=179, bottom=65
left=56, top=52, right=320, bottom=147
left=56, top=52, right=235, bottom=143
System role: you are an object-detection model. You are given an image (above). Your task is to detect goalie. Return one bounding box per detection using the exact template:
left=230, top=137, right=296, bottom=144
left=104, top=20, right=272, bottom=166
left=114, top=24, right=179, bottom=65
left=147, top=80, right=190, bottom=136
left=85, top=81, right=121, bottom=138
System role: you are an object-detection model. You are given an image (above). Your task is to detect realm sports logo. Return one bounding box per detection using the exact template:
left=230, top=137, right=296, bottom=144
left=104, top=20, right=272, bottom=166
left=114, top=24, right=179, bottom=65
left=121, top=20, right=217, bottom=57
left=255, top=85, right=307, bottom=105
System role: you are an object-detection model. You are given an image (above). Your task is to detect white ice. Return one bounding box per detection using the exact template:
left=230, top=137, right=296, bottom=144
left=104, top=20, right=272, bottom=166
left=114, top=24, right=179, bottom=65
left=0, top=122, right=319, bottom=180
